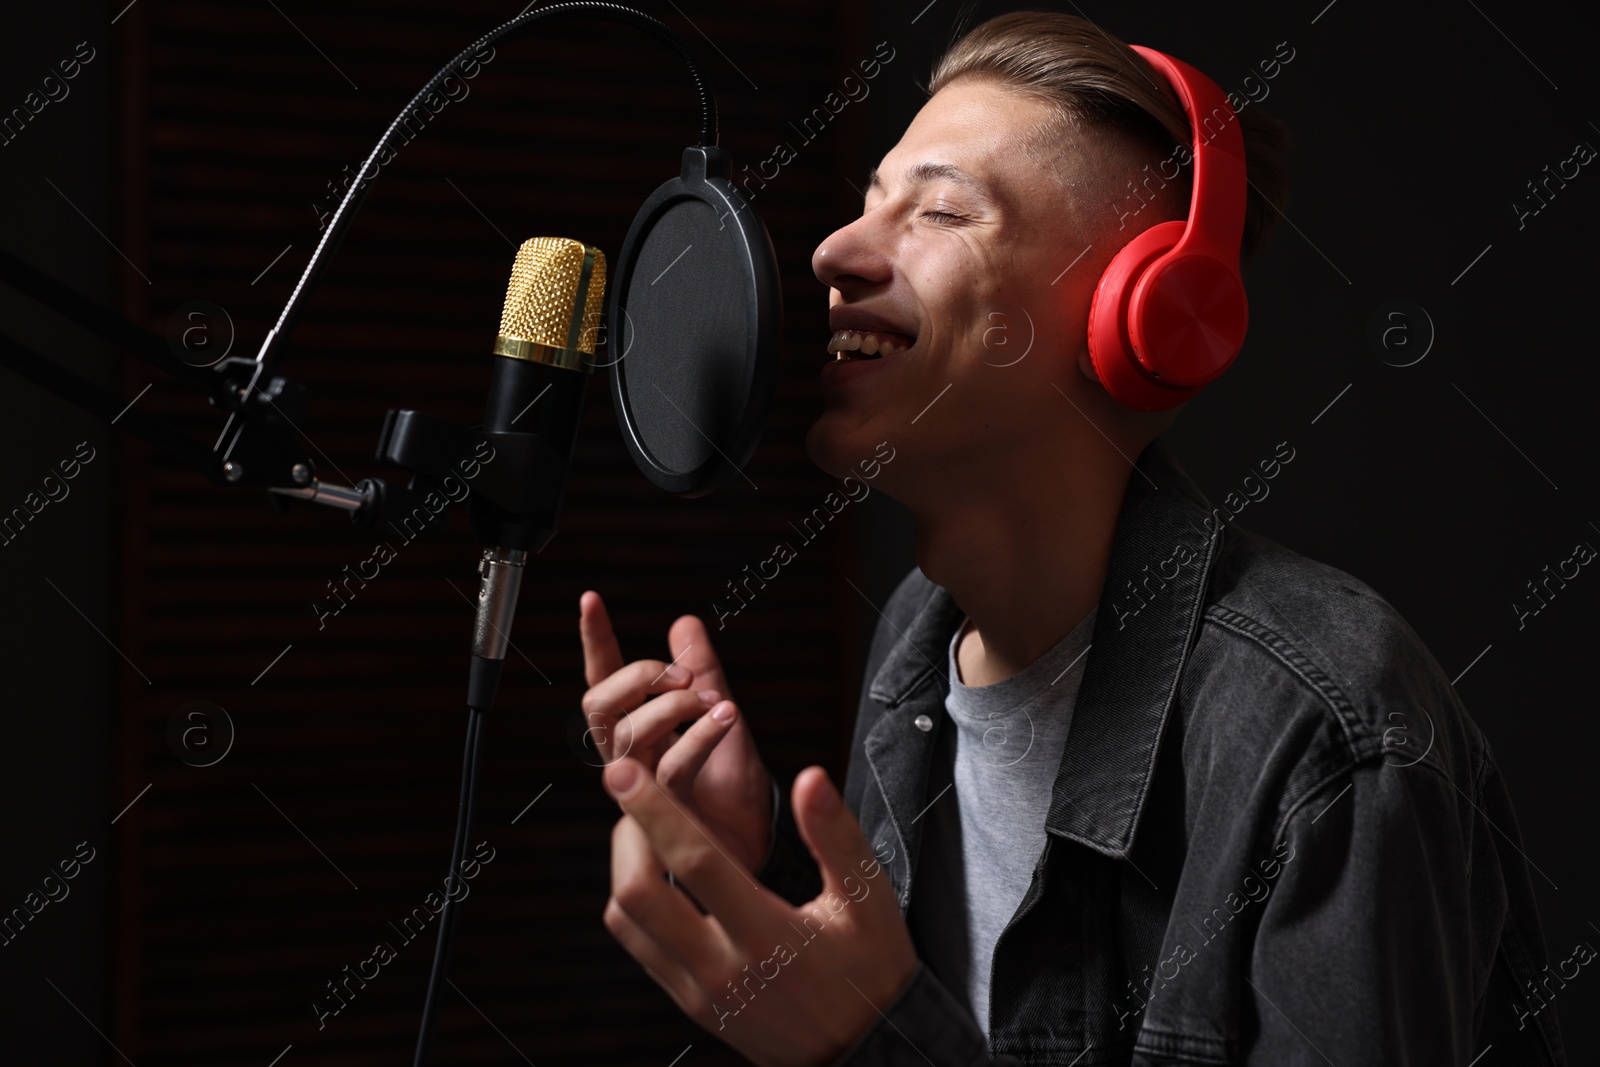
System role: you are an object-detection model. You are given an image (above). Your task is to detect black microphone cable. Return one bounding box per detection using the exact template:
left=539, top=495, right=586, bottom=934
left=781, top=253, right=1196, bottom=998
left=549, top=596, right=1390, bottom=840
left=411, top=542, right=524, bottom=1065
left=411, top=702, right=487, bottom=1066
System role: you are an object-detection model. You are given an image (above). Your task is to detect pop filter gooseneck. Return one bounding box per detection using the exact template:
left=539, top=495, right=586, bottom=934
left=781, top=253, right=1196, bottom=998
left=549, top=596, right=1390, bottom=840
left=249, top=1, right=717, bottom=385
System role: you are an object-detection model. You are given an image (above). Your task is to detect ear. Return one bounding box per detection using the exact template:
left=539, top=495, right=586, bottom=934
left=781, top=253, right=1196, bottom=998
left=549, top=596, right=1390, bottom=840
left=1077, top=347, right=1100, bottom=384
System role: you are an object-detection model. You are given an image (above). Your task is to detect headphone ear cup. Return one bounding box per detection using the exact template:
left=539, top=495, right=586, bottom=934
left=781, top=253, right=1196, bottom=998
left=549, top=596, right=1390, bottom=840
left=1086, top=221, right=1200, bottom=412
left=1128, top=254, right=1248, bottom=388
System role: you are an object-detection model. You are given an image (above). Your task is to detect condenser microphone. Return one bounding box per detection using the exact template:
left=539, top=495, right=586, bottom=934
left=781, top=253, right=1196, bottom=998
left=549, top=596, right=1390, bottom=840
left=414, top=237, right=607, bottom=1067
left=470, top=236, right=607, bottom=555
left=465, top=235, right=605, bottom=698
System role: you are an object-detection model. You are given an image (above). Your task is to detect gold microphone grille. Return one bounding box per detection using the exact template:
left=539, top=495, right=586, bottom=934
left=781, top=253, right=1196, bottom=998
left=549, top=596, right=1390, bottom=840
left=494, top=236, right=608, bottom=372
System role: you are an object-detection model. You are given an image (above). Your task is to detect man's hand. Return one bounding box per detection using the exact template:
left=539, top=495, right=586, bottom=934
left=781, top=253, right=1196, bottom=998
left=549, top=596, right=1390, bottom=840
left=579, top=590, right=773, bottom=875
left=602, top=757, right=919, bottom=1067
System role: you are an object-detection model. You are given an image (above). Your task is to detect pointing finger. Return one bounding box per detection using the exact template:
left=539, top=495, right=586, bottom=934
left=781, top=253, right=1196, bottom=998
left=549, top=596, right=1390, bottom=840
left=580, top=590, right=626, bottom=687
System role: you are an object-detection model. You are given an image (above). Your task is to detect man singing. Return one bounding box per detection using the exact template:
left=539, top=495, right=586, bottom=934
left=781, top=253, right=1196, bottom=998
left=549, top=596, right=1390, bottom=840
left=578, top=10, right=1564, bottom=1065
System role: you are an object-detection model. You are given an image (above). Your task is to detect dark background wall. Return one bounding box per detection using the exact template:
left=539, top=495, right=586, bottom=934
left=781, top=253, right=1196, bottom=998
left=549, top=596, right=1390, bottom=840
left=0, top=0, right=117, bottom=1064
left=2, top=0, right=1595, bottom=1063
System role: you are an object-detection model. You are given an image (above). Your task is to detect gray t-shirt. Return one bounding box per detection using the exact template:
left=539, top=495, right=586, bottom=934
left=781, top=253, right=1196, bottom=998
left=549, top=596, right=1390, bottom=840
left=905, top=605, right=1097, bottom=1037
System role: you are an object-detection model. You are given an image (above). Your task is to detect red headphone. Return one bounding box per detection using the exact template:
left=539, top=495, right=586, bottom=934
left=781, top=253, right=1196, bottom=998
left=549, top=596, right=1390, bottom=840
left=1086, top=45, right=1250, bottom=412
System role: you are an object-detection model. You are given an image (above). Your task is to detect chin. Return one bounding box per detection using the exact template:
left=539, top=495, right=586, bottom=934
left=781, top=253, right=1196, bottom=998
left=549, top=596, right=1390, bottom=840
left=802, top=417, right=846, bottom=479
left=803, top=409, right=871, bottom=480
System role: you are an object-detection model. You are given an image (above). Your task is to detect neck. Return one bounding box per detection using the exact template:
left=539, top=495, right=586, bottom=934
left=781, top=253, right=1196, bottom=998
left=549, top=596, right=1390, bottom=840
left=907, top=457, right=1133, bottom=687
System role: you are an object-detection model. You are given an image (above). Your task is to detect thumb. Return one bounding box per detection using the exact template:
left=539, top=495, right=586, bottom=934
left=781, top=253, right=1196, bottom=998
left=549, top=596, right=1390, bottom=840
left=792, top=766, right=884, bottom=907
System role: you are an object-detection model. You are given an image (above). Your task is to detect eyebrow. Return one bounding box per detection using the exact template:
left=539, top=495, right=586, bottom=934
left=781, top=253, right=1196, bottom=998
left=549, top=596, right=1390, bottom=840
left=864, top=161, right=988, bottom=200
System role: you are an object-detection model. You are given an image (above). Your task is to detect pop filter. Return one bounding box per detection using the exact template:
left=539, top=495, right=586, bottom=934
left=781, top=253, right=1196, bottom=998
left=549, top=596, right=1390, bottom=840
left=607, top=145, right=782, bottom=497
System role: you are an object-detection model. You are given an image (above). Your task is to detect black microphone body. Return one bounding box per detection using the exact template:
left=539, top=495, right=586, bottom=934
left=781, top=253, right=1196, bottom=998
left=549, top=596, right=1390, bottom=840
left=469, top=356, right=589, bottom=554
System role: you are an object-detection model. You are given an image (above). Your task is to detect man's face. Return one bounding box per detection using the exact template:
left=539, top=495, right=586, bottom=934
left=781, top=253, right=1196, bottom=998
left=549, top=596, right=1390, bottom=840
left=805, top=78, right=1140, bottom=498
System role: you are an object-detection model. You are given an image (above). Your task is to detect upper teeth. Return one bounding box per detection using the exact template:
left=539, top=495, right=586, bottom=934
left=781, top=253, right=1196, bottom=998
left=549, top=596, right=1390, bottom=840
left=827, top=329, right=912, bottom=359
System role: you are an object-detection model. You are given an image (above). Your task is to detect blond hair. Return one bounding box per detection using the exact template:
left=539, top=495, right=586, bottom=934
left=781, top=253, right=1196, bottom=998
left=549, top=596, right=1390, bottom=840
left=929, top=10, right=1292, bottom=269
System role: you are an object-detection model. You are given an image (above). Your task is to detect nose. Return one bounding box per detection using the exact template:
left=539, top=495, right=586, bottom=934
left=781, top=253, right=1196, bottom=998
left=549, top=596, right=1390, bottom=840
left=812, top=211, right=892, bottom=295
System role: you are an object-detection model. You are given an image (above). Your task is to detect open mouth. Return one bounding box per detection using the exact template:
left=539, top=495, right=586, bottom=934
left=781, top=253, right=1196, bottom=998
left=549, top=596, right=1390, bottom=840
left=826, top=329, right=916, bottom=362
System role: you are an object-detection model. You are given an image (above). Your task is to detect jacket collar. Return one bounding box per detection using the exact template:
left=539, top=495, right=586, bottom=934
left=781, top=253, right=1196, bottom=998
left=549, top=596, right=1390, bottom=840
left=863, top=437, right=1224, bottom=873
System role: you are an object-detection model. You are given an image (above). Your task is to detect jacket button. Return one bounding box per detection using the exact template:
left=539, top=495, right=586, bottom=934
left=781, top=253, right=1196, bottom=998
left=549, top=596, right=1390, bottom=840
left=914, top=714, right=933, bottom=732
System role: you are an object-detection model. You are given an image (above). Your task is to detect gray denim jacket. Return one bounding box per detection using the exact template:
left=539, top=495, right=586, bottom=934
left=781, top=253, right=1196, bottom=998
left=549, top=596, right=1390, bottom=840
left=755, top=438, right=1565, bottom=1066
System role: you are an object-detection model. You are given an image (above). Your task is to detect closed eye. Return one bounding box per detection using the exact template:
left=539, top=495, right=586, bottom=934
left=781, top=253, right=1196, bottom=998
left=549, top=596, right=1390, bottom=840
left=920, top=210, right=965, bottom=223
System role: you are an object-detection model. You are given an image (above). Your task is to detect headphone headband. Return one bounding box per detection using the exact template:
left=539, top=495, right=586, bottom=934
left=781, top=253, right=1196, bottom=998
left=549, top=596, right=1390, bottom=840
left=1128, top=45, right=1248, bottom=268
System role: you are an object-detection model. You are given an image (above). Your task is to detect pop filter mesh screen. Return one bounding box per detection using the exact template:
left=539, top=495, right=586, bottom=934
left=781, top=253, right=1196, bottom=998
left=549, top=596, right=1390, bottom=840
left=615, top=197, right=752, bottom=474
